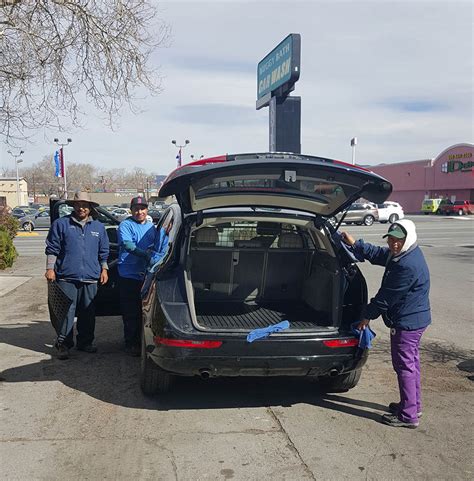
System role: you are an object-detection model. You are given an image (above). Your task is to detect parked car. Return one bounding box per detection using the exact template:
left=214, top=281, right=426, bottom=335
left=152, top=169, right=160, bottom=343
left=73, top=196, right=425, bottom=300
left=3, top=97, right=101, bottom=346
left=436, top=199, right=453, bottom=215
left=17, top=210, right=51, bottom=231
left=110, top=207, right=131, bottom=221
left=421, top=198, right=443, bottom=214
left=147, top=208, right=163, bottom=224
left=139, top=153, right=393, bottom=395
left=330, top=202, right=379, bottom=227
left=438, top=200, right=473, bottom=216
left=376, top=201, right=404, bottom=224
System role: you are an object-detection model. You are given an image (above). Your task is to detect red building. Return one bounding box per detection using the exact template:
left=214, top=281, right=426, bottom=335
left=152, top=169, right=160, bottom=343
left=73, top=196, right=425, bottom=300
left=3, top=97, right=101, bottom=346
left=368, top=143, right=474, bottom=213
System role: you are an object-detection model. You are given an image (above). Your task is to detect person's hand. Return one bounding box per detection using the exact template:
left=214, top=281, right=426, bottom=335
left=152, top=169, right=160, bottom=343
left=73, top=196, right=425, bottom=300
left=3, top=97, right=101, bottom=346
left=45, top=269, right=56, bottom=282
left=100, top=269, right=108, bottom=285
left=357, top=319, right=370, bottom=330
left=341, top=232, right=356, bottom=246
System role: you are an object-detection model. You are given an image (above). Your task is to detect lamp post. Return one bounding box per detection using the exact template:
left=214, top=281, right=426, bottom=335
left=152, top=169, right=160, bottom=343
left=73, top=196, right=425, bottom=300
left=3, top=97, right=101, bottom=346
left=54, top=137, right=72, bottom=199
left=350, top=137, right=357, bottom=165
left=7, top=149, right=24, bottom=206
left=171, top=139, right=190, bottom=167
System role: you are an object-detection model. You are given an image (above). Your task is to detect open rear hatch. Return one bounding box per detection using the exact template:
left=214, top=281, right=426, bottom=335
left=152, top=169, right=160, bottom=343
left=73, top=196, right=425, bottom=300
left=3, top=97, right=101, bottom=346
left=159, top=152, right=392, bottom=218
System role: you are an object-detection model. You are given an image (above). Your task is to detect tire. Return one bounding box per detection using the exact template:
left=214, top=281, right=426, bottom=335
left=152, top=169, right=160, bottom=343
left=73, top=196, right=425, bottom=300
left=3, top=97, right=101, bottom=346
left=140, top=331, right=172, bottom=395
left=363, top=215, right=374, bottom=226
left=388, top=213, right=399, bottom=223
left=458, top=209, right=464, bottom=216
left=22, top=221, right=33, bottom=232
left=318, top=369, right=362, bottom=392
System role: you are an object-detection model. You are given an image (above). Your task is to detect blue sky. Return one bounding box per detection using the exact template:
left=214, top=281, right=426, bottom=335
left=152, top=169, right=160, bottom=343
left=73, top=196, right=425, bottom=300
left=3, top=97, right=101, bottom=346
left=1, top=0, right=472, bottom=176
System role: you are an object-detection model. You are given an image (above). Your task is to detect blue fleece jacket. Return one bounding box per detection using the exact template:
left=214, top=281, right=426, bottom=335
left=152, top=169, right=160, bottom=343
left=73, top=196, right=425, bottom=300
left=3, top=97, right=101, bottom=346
left=353, top=240, right=431, bottom=331
left=45, top=215, right=109, bottom=281
left=117, top=218, right=156, bottom=280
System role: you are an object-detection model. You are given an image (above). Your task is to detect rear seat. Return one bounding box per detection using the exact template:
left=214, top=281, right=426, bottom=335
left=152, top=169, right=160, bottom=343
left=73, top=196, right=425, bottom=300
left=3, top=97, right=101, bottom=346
left=190, top=226, right=312, bottom=302
left=263, top=232, right=310, bottom=299
left=191, top=227, right=233, bottom=300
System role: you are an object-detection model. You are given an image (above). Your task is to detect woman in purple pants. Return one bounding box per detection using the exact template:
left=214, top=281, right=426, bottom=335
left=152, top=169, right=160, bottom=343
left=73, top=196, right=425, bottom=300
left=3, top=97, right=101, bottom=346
left=342, top=219, right=431, bottom=429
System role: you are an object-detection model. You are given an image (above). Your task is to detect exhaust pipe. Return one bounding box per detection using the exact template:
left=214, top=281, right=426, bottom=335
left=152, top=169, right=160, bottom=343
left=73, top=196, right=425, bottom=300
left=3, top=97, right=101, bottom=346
left=329, top=366, right=343, bottom=377
left=199, top=369, right=211, bottom=380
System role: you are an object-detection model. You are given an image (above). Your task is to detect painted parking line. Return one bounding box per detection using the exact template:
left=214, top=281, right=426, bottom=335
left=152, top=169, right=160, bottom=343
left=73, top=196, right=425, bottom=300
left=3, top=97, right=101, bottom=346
left=15, top=232, right=39, bottom=237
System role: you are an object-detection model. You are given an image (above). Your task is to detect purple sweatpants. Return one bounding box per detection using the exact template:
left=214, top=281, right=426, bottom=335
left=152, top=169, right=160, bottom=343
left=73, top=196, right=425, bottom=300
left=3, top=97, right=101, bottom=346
left=390, top=327, right=426, bottom=424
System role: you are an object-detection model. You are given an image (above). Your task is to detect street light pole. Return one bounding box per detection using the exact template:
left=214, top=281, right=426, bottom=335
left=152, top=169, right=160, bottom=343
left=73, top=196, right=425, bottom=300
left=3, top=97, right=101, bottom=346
left=350, top=137, right=357, bottom=165
left=54, top=137, right=72, bottom=199
left=171, top=139, right=190, bottom=167
left=7, top=149, right=24, bottom=206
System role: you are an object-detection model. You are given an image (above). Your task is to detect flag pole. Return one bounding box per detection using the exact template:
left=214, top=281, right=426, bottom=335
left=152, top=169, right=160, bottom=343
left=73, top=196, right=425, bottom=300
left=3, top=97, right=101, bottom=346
left=54, top=138, right=72, bottom=198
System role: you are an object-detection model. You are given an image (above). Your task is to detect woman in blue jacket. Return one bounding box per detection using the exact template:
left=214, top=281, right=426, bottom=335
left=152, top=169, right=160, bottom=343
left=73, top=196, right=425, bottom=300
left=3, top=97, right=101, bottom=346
left=342, top=219, right=431, bottom=429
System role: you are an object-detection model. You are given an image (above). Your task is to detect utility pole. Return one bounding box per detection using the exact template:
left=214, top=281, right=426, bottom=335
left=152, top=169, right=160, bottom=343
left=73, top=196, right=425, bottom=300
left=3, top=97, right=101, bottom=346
left=7, top=149, right=24, bottom=206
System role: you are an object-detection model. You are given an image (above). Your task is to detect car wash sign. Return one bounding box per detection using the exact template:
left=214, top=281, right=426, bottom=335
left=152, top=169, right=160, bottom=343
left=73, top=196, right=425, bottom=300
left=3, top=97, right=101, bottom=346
left=257, top=34, right=301, bottom=109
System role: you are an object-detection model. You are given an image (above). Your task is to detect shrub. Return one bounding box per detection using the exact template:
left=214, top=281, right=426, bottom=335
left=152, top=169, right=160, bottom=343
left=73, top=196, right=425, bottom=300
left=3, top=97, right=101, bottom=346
left=0, top=211, right=19, bottom=240
left=0, top=229, right=17, bottom=269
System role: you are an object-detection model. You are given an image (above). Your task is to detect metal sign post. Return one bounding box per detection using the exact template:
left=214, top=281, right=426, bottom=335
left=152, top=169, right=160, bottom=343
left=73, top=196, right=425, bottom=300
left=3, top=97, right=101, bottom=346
left=256, top=34, right=301, bottom=154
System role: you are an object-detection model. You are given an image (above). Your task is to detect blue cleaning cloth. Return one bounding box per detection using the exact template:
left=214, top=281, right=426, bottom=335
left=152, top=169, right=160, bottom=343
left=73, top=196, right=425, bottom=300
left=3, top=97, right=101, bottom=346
left=351, top=322, right=376, bottom=349
left=247, top=320, right=290, bottom=343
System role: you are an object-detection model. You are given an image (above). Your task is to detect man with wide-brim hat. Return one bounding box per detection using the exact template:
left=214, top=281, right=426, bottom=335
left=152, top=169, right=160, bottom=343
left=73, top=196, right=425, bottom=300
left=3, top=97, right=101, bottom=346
left=45, top=192, right=109, bottom=359
left=65, top=191, right=100, bottom=209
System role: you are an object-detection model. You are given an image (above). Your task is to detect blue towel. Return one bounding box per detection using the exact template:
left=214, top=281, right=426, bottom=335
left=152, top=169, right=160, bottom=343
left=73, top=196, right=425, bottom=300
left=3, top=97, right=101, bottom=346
left=247, top=320, right=290, bottom=343
left=351, top=323, right=376, bottom=349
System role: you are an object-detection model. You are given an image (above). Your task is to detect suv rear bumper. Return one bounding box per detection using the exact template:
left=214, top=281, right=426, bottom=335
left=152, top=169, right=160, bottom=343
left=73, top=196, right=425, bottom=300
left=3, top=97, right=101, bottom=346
left=148, top=350, right=368, bottom=377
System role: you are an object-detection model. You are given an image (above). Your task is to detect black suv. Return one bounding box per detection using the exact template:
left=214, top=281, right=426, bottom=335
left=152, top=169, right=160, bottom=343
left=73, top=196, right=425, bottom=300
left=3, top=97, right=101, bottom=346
left=50, top=153, right=392, bottom=395
left=138, top=153, right=391, bottom=395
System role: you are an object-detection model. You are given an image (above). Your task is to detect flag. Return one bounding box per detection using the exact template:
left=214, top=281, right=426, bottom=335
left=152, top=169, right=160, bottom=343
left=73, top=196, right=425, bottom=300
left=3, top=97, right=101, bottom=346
left=54, top=150, right=61, bottom=177
left=176, top=148, right=182, bottom=167
left=54, top=148, right=65, bottom=177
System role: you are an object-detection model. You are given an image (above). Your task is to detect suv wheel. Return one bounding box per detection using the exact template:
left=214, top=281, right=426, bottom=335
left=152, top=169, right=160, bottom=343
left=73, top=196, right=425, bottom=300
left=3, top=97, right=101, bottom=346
left=22, top=221, right=33, bottom=232
left=318, top=368, right=362, bottom=392
left=458, top=209, right=464, bottom=216
left=388, top=213, right=399, bottom=223
left=140, top=331, right=172, bottom=395
left=363, top=215, right=375, bottom=226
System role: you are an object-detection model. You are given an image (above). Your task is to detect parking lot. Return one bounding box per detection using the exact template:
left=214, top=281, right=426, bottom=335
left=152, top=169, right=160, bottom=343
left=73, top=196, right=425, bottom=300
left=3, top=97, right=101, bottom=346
left=0, top=215, right=473, bottom=480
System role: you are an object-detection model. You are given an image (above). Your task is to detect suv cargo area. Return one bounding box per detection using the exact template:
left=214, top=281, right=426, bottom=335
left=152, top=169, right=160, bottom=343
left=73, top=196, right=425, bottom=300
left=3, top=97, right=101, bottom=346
left=186, top=219, right=344, bottom=333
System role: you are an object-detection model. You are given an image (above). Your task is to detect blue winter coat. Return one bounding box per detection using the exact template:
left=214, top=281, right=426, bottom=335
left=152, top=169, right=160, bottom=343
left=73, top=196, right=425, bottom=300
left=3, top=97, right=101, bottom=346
left=353, top=240, right=431, bottom=330
left=46, top=215, right=109, bottom=281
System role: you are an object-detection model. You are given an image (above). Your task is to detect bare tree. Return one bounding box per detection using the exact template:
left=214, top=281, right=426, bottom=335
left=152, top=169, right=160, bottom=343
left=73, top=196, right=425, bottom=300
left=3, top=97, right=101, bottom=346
left=0, top=0, right=170, bottom=145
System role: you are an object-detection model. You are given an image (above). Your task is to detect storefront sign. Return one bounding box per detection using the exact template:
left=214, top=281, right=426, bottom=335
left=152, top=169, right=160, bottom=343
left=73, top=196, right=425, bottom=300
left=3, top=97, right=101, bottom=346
left=441, top=157, right=473, bottom=173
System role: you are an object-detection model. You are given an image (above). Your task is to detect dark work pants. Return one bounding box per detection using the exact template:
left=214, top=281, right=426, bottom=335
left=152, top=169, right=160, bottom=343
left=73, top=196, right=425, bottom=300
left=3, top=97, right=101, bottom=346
left=119, top=276, right=143, bottom=347
left=57, top=280, right=98, bottom=348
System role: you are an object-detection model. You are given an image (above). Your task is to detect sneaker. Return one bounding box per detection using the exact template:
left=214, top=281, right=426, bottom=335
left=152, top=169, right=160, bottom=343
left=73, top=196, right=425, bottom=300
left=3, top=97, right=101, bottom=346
left=77, top=344, right=98, bottom=353
left=55, top=343, right=69, bottom=360
left=388, top=402, right=423, bottom=418
left=381, top=413, right=418, bottom=429
left=124, top=344, right=141, bottom=357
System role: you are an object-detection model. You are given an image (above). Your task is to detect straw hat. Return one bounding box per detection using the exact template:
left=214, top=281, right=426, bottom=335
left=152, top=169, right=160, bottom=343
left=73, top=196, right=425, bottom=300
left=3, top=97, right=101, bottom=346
left=65, top=191, right=99, bottom=208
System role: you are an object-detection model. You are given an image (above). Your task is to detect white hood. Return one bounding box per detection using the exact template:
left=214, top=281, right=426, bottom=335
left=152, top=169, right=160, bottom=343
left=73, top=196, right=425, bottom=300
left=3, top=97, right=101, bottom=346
left=395, top=218, right=417, bottom=255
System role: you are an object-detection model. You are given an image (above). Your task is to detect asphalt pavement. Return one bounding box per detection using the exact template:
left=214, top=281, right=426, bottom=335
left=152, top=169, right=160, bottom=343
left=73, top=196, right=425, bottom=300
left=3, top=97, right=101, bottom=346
left=0, top=216, right=472, bottom=480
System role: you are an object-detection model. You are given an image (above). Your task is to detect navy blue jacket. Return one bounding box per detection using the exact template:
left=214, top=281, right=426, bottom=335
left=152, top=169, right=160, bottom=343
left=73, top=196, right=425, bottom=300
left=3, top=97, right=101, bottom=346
left=46, top=215, right=109, bottom=281
left=353, top=240, right=431, bottom=330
